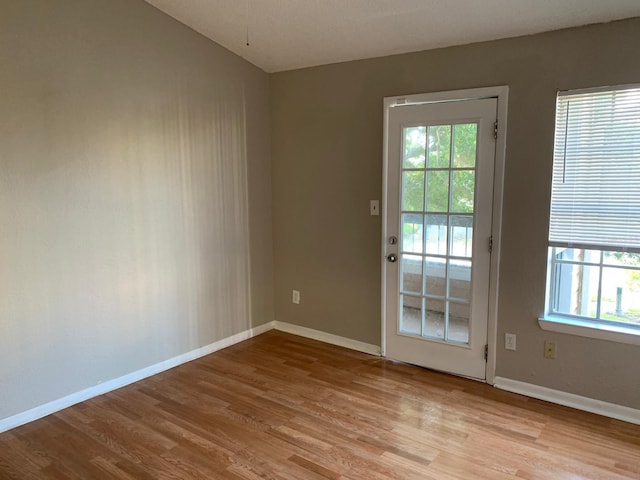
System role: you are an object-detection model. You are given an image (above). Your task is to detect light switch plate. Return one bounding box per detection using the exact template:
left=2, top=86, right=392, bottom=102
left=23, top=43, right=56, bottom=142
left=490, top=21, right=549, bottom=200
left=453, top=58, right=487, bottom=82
left=370, top=200, right=380, bottom=216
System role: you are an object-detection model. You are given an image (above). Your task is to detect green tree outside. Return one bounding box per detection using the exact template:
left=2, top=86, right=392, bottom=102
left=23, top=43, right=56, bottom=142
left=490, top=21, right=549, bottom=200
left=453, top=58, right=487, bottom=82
left=402, top=123, right=477, bottom=214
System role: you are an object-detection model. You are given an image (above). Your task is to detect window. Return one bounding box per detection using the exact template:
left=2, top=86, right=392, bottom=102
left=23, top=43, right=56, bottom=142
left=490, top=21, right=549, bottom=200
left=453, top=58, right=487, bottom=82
left=542, top=86, right=640, bottom=343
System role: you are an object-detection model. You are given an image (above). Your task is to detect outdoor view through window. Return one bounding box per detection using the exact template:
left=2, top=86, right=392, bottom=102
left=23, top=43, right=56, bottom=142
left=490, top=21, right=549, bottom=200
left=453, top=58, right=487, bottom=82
left=549, top=248, right=640, bottom=325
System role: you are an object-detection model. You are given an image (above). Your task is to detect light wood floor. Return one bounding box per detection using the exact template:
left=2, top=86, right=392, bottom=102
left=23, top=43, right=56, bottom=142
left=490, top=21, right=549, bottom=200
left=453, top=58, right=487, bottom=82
left=1, top=331, right=639, bottom=479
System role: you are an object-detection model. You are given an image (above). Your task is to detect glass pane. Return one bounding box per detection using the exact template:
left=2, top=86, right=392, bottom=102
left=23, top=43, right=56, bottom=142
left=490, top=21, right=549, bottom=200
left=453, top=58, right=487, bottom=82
left=423, top=298, right=445, bottom=339
left=425, top=214, right=447, bottom=255
left=449, top=259, right=471, bottom=302
left=448, top=301, right=470, bottom=344
left=552, top=263, right=600, bottom=318
left=403, top=126, right=426, bottom=168
left=427, top=125, right=451, bottom=168
left=400, top=295, right=422, bottom=335
left=554, top=248, right=600, bottom=264
left=603, top=251, right=640, bottom=266
left=402, top=214, right=423, bottom=254
left=451, top=170, right=475, bottom=213
left=450, top=216, right=473, bottom=258
left=453, top=124, right=477, bottom=168
left=426, top=170, right=449, bottom=213
left=600, top=267, right=640, bottom=326
left=401, top=254, right=423, bottom=295
left=402, top=171, right=425, bottom=212
left=424, top=256, right=446, bottom=297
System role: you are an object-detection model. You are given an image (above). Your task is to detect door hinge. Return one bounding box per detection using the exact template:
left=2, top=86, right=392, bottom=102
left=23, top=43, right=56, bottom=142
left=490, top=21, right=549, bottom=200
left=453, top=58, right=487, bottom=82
left=489, top=235, right=493, bottom=253
left=484, top=344, right=488, bottom=361
left=493, top=120, right=498, bottom=140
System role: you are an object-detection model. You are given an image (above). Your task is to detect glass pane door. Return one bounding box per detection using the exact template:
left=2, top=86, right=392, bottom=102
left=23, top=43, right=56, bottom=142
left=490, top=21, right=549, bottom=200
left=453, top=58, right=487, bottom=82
left=385, top=95, right=497, bottom=380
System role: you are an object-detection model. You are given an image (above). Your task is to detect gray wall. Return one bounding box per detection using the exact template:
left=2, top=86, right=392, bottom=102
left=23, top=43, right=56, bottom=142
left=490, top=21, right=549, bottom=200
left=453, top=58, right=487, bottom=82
left=0, top=0, right=273, bottom=420
left=271, top=19, right=640, bottom=409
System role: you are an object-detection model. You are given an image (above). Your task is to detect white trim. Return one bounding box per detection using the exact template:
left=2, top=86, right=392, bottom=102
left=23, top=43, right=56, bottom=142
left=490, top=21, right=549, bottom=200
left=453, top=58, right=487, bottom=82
left=538, top=317, right=640, bottom=346
left=273, top=321, right=382, bottom=356
left=381, top=97, right=391, bottom=357
left=486, top=85, right=509, bottom=384
left=5, top=318, right=637, bottom=437
left=382, top=86, right=509, bottom=384
left=493, top=376, right=640, bottom=425
left=386, top=86, right=509, bottom=107
left=0, top=320, right=384, bottom=434
left=0, top=322, right=274, bottom=434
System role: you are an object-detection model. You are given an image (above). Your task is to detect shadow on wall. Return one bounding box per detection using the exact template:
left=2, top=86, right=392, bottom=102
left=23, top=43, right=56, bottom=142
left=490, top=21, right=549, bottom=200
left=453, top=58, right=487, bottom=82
left=0, top=72, right=253, bottom=419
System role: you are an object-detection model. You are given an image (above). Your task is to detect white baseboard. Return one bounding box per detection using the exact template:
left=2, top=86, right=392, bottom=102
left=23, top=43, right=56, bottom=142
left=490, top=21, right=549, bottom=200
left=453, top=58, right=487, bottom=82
left=0, top=321, right=381, bottom=434
left=273, top=321, right=381, bottom=356
left=0, top=322, right=273, bottom=434
left=6, top=323, right=636, bottom=433
left=493, top=376, right=640, bottom=425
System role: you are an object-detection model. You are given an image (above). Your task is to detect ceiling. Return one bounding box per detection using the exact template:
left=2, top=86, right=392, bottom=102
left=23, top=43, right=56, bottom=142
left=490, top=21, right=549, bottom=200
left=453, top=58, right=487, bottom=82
left=143, top=0, right=640, bottom=73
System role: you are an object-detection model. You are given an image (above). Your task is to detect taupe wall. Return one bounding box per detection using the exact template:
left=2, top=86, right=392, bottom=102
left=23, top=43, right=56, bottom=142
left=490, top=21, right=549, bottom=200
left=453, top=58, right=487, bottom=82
left=271, top=19, right=640, bottom=408
left=2, top=0, right=638, bottom=422
left=0, top=0, right=273, bottom=420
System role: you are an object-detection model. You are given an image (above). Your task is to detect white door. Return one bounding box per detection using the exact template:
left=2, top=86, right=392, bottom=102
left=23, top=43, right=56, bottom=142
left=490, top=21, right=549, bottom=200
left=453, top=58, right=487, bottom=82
left=384, top=98, right=497, bottom=380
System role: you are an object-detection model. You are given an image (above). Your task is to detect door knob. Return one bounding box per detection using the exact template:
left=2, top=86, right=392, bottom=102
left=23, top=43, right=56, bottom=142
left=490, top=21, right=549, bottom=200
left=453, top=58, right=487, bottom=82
left=386, top=254, right=397, bottom=263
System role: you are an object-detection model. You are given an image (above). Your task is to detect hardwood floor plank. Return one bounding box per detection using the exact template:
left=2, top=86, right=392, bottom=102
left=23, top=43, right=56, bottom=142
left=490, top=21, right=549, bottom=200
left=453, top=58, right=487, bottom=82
left=1, top=330, right=639, bottom=479
left=288, top=454, right=341, bottom=480
left=90, top=457, right=141, bottom=480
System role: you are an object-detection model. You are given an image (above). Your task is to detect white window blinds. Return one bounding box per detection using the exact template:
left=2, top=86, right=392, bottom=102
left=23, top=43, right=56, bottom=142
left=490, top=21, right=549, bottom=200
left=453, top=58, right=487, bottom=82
left=549, top=86, right=640, bottom=253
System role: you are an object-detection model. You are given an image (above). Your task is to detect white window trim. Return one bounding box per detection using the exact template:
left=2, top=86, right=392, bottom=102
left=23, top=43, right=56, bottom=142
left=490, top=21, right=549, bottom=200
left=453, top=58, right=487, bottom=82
left=538, top=315, right=640, bottom=346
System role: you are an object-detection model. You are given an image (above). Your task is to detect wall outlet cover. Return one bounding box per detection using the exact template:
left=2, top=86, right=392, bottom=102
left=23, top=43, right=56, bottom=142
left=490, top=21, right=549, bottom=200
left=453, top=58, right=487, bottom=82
left=544, top=341, right=557, bottom=359
left=505, top=333, right=516, bottom=351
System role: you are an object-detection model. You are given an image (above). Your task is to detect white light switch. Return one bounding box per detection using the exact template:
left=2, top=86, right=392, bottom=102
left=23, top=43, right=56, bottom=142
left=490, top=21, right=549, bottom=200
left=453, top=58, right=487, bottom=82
left=370, top=200, right=380, bottom=216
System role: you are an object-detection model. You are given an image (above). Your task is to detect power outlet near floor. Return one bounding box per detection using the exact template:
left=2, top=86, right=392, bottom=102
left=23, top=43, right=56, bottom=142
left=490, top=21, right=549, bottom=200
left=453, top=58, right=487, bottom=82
left=505, top=333, right=516, bottom=351
left=292, top=290, right=300, bottom=304
left=544, top=341, right=557, bottom=359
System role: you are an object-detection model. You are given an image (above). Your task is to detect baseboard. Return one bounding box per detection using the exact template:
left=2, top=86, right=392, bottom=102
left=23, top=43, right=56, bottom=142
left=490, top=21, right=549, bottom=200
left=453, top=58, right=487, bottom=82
left=493, top=376, right=640, bottom=425
left=8, top=325, right=635, bottom=434
left=0, top=322, right=273, bottom=434
left=273, top=321, right=381, bottom=356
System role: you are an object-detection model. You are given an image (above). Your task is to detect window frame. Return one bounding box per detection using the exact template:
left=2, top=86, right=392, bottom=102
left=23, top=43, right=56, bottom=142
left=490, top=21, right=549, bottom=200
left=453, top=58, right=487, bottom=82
left=541, top=85, right=640, bottom=345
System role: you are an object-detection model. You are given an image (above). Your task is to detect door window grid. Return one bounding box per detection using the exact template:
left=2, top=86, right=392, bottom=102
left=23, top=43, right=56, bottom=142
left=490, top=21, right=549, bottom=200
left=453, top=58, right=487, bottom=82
left=399, top=122, right=478, bottom=344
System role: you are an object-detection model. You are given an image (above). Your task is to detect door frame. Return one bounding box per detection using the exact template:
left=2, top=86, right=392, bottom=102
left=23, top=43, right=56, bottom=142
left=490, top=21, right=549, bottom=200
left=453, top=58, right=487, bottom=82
left=381, top=86, right=509, bottom=384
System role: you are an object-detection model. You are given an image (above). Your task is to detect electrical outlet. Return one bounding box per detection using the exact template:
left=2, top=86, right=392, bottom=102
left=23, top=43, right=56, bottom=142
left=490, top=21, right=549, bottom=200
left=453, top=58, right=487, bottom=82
left=505, top=333, right=516, bottom=351
left=544, top=341, right=556, bottom=359
left=292, top=290, right=300, bottom=304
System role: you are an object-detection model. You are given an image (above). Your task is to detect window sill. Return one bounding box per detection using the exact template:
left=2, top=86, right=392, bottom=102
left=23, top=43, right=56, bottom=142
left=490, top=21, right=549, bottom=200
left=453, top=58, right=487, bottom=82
left=538, top=316, right=640, bottom=346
